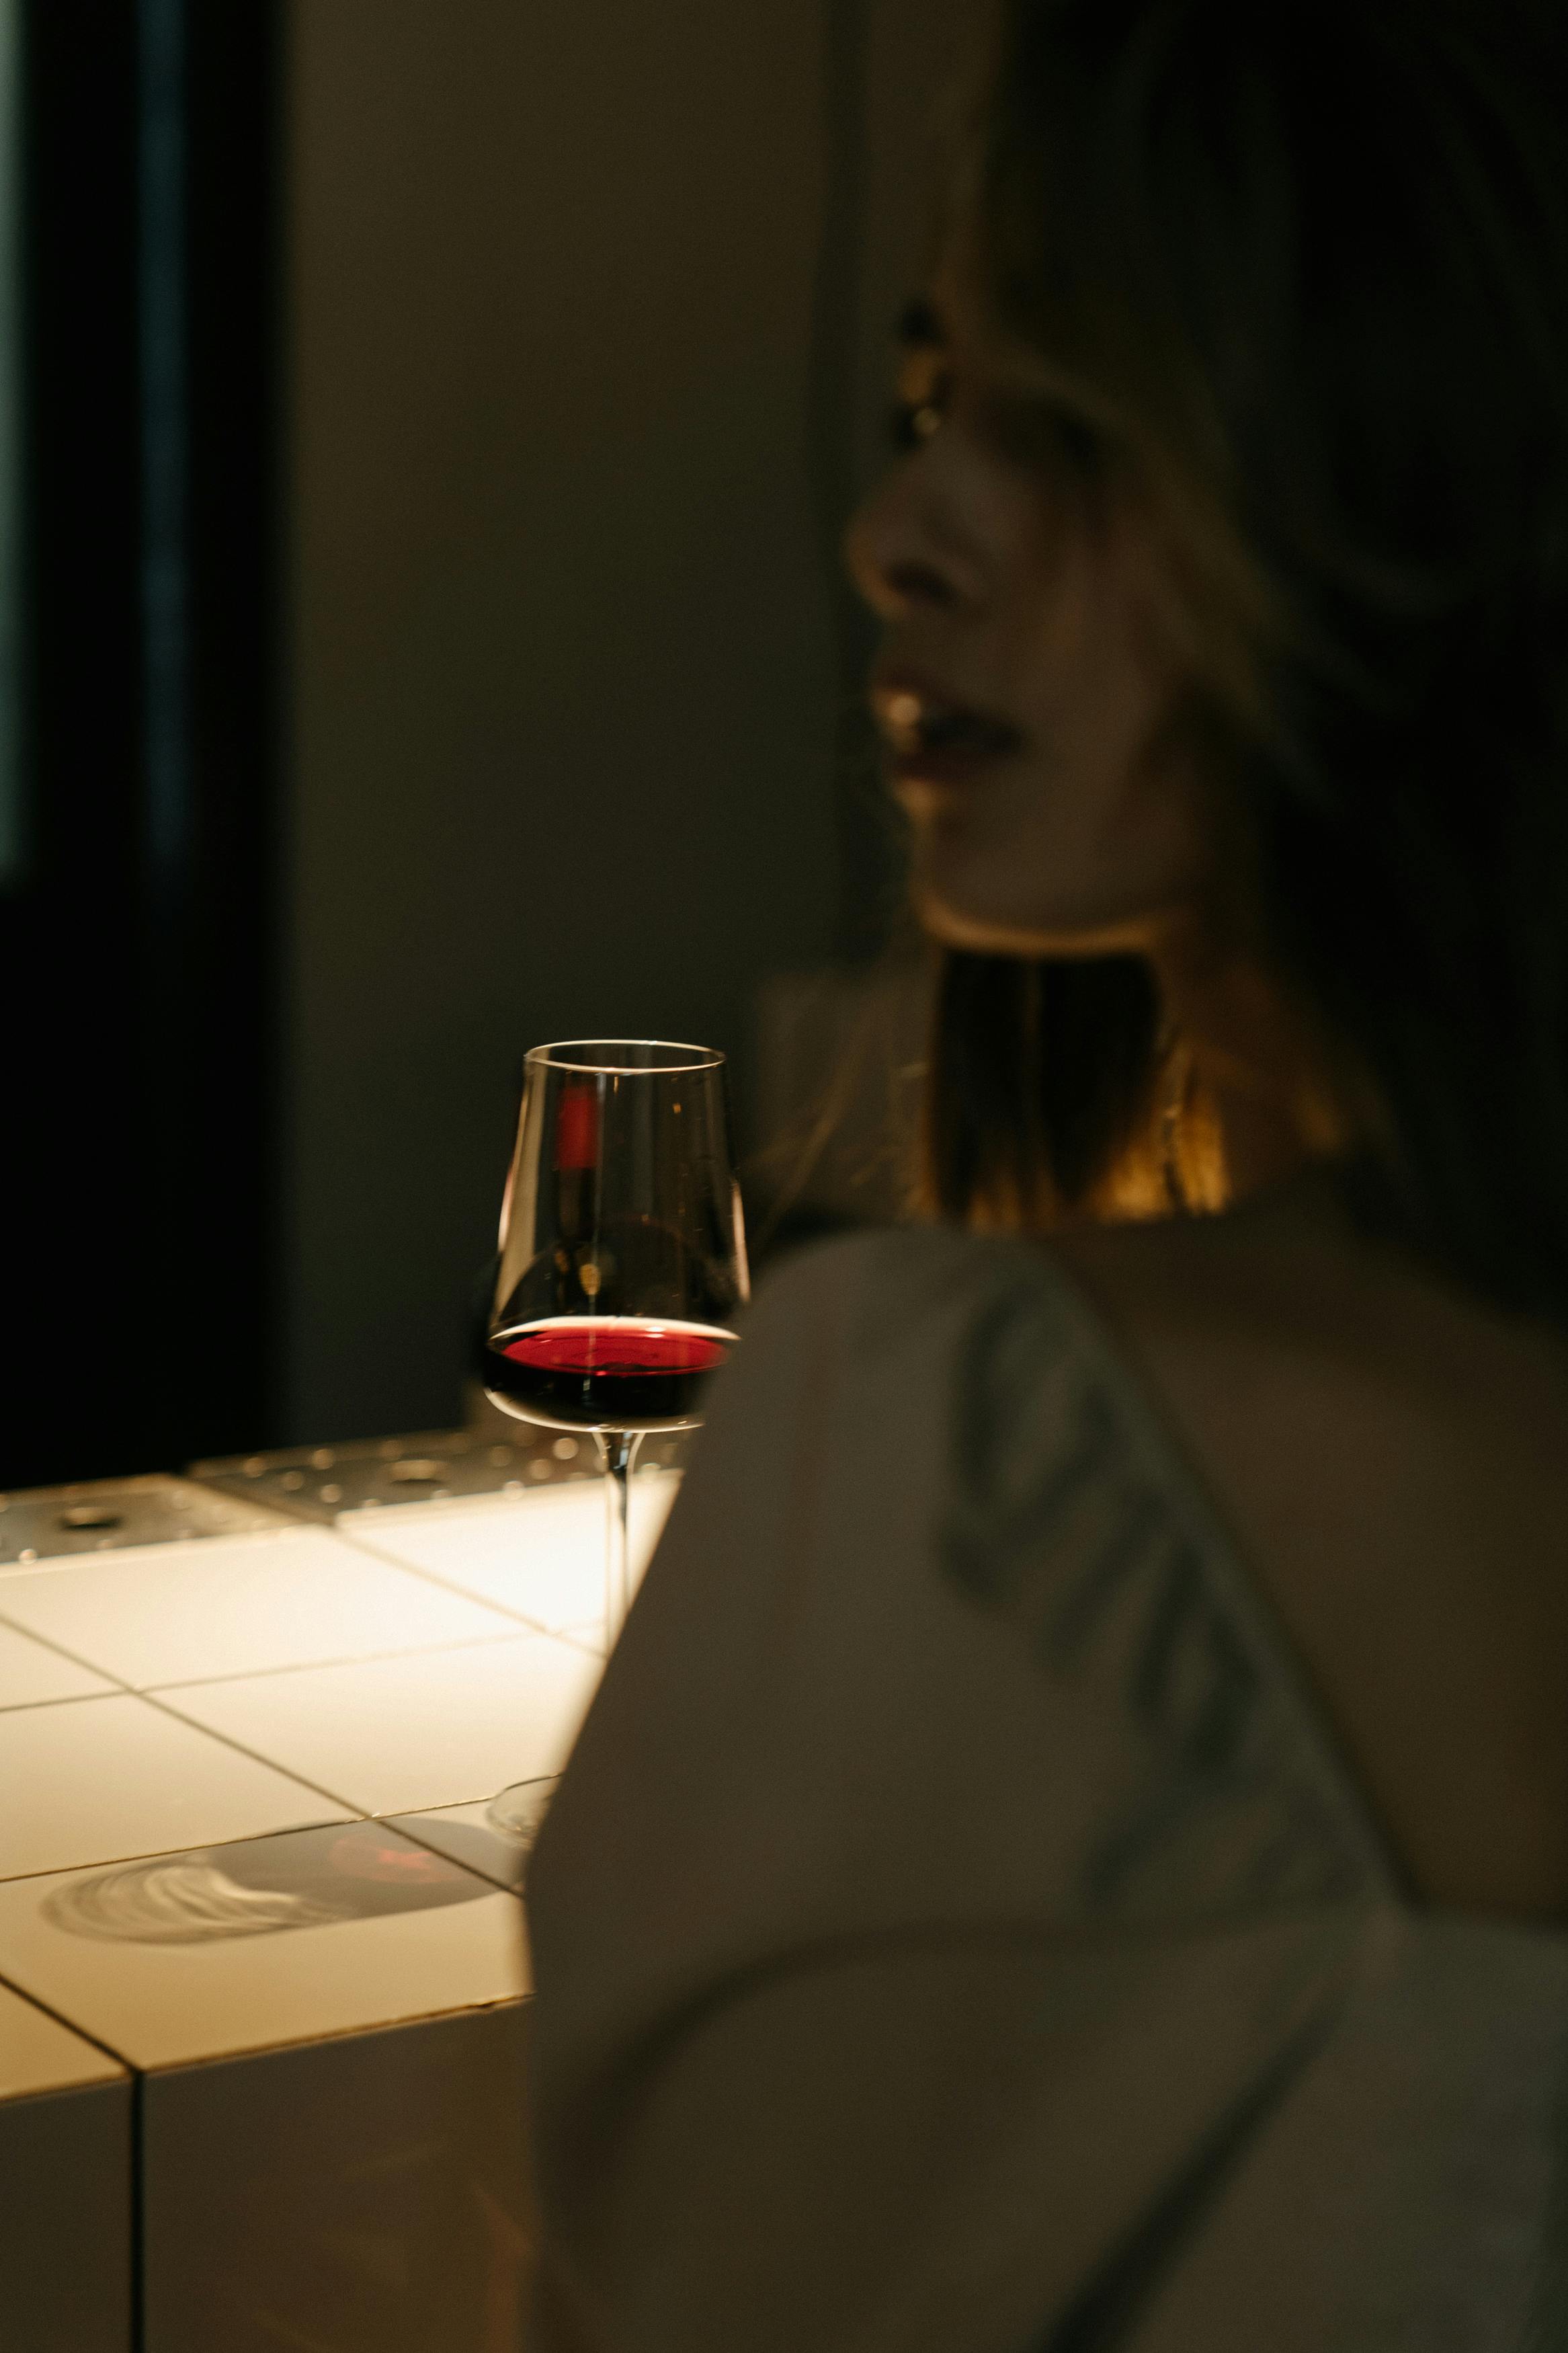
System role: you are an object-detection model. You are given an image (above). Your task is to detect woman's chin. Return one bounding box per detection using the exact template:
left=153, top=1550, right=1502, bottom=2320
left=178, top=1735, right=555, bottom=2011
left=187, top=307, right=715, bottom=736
left=911, top=869, right=1159, bottom=960
left=911, top=872, right=1053, bottom=956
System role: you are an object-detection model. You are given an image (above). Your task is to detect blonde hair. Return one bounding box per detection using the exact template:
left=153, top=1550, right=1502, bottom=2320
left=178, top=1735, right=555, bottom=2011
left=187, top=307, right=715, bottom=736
left=924, top=0, right=1568, bottom=1316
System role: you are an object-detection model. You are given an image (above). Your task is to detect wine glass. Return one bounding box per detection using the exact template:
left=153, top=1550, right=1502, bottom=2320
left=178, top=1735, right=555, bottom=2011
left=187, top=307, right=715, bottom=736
left=481, top=1040, right=748, bottom=1643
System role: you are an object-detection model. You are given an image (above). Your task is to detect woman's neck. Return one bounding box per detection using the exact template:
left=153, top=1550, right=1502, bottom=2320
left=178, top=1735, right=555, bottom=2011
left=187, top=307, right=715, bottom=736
left=1150, top=928, right=1341, bottom=1205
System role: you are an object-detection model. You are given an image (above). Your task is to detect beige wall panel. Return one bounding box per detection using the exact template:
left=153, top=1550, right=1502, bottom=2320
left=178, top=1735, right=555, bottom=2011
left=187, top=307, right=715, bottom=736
left=288, top=1, right=839, bottom=1437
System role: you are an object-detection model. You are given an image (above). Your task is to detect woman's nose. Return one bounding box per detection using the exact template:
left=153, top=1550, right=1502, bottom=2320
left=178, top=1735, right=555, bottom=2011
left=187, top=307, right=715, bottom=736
left=843, top=463, right=973, bottom=623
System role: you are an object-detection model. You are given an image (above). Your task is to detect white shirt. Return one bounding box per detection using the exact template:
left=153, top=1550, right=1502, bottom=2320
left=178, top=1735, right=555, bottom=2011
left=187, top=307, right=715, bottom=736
left=526, top=1226, right=1568, bottom=2351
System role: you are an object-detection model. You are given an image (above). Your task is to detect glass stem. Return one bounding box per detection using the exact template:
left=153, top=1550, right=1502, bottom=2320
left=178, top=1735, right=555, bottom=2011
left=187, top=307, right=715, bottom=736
left=596, top=1428, right=643, bottom=1644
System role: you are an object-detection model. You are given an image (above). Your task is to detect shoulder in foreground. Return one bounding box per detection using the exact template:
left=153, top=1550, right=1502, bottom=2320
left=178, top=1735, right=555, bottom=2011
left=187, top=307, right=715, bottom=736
left=741, top=1192, right=1420, bottom=1413
left=745, top=1220, right=1065, bottom=1345
left=726, top=1222, right=1114, bottom=1452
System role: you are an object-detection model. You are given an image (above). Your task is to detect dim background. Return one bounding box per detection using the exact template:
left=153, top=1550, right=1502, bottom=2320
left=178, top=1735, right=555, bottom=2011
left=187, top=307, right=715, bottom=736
left=1, top=0, right=971, bottom=1486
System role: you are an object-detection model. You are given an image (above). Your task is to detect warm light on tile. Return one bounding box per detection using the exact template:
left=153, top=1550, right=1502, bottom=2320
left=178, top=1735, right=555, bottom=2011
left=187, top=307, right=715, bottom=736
left=0, top=1975, right=125, bottom=2100
left=340, top=1470, right=681, bottom=1642
left=0, top=1696, right=349, bottom=1883
left=0, top=1621, right=118, bottom=1711
left=0, top=1527, right=522, bottom=1689
left=0, top=1829, right=525, bottom=2072
left=159, top=1634, right=602, bottom=1817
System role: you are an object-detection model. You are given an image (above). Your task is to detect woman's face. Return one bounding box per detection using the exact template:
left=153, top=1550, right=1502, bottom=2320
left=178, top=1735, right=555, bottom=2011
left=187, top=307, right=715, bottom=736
left=846, top=298, right=1214, bottom=957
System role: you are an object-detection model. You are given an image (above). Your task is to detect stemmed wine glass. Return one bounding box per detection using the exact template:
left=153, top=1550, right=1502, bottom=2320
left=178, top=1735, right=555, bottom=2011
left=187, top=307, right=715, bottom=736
left=481, top=1041, right=748, bottom=1643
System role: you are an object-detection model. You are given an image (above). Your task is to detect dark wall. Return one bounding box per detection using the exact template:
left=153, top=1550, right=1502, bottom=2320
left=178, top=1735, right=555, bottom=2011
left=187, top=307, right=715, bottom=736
left=284, top=1, right=848, bottom=1440
left=281, top=0, right=984, bottom=1448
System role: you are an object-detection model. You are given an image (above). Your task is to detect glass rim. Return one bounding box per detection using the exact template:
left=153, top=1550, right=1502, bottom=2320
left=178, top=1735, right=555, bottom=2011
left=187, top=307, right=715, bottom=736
left=524, top=1037, right=725, bottom=1076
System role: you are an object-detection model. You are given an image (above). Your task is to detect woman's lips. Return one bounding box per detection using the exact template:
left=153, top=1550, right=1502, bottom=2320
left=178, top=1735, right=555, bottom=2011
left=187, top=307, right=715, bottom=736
left=872, top=678, right=1025, bottom=792
left=888, top=731, right=1022, bottom=793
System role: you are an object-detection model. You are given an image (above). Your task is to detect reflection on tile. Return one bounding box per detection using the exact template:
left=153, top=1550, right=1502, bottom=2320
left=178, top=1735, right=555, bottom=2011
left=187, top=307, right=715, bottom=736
left=0, top=1696, right=349, bottom=1883
left=160, top=1636, right=602, bottom=1817
left=0, top=1975, right=124, bottom=2100
left=0, top=1621, right=117, bottom=1711
left=0, top=1828, right=525, bottom=2071
left=388, top=1779, right=559, bottom=1895
left=341, top=1470, right=681, bottom=1641
left=42, top=1820, right=497, bottom=1948
left=0, top=1527, right=519, bottom=1688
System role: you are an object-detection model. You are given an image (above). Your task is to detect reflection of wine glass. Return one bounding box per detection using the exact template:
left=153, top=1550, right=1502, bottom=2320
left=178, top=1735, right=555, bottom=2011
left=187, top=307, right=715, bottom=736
left=481, top=1041, right=748, bottom=1641
left=44, top=1823, right=491, bottom=1944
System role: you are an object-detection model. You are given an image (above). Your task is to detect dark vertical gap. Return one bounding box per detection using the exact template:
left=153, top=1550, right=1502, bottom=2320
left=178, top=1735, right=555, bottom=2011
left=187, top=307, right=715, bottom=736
left=1, top=0, right=282, bottom=1486
left=138, top=0, right=190, bottom=911
left=133, top=0, right=198, bottom=1476
left=0, top=2, right=20, bottom=891
left=806, top=0, right=896, bottom=966
left=130, top=2068, right=147, bottom=2352
left=3, top=1, right=145, bottom=1486
left=145, top=0, right=284, bottom=1464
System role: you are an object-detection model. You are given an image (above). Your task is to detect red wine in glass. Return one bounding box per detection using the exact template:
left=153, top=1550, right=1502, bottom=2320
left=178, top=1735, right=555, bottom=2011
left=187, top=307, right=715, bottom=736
left=485, top=1318, right=735, bottom=1432
left=483, top=1041, right=748, bottom=1640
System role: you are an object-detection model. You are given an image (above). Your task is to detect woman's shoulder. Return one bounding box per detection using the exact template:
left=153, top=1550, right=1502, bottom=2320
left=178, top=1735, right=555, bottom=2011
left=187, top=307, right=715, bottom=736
left=735, top=1219, right=1213, bottom=1521
left=1040, top=1185, right=1568, bottom=1919
left=561, top=1212, right=1383, bottom=1955
left=731, top=1219, right=1231, bottom=1602
left=742, top=1222, right=1258, bottom=1646
left=725, top=1222, right=1152, bottom=1541
left=740, top=1218, right=1094, bottom=1366
left=713, top=1220, right=1321, bottom=1765
left=745, top=1215, right=1019, bottom=1301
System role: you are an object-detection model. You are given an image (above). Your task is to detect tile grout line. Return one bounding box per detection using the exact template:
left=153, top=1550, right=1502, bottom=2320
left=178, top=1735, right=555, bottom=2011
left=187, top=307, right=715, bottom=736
left=329, top=1527, right=610, bottom=1657
left=137, top=1628, right=540, bottom=1695
left=136, top=1688, right=371, bottom=1821
left=0, top=1659, right=595, bottom=1886
left=328, top=1472, right=677, bottom=1624
left=0, top=1515, right=610, bottom=1882
left=371, top=1782, right=559, bottom=1898
left=0, top=1688, right=127, bottom=1718
left=0, top=1960, right=134, bottom=2073
left=138, top=1686, right=574, bottom=1827
left=0, top=1611, right=142, bottom=1699
left=0, top=1483, right=638, bottom=1671
left=371, top=1814, right=521, bottom=1897
left=0, top=1819, right=355, bottom=1891
left=329, top=1517, right=607, bottom=1636
left=0, top=1533, right=595, bottom=1686
left=0, top=1642, right=579, bottom=1718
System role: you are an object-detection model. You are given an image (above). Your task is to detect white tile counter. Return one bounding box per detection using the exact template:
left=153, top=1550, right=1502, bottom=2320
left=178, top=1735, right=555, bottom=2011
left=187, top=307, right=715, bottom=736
left=0, top=1471, right=671, bottom=2352
left=0, top=1823, right=524, bottom=2072
left=0, top=1523, right=524, bottom=1683
left=0, top=1691, right=351, bottom=1881
left=340, top=1467, right=679, bottom=1641
left=160, top=1632, right=598, bottom=1816
left=0, top=1616, right=118, bottom=1706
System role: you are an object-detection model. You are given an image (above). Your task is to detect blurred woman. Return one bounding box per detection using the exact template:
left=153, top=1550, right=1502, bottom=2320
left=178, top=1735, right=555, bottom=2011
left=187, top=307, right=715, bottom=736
left=526, top=3, right=1568, bottom=2342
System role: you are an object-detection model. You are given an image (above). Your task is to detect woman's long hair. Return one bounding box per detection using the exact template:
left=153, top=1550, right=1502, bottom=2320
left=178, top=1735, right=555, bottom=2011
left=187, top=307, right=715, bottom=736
left=927, top=0, right=1568, bottom=1314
